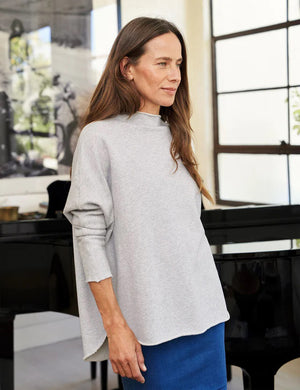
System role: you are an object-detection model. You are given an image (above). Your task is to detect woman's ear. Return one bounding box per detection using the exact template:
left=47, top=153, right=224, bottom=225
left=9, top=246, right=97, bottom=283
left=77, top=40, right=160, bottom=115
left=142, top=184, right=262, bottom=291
left=120, top=56, right=134, bottom=80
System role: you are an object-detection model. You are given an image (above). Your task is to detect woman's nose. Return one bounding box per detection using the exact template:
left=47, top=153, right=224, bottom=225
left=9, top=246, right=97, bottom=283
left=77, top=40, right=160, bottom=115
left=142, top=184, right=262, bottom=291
left=168, top=65, right=181, bottom=81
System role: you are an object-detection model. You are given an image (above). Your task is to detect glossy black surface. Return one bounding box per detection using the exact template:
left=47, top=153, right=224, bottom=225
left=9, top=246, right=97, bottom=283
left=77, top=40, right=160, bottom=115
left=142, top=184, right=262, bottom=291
left=0, top=221, right=76, bottom=390
left=202, top=204, right=300, bottom=245
left=0, top=238, right=77, bottom=316
left=0, top=204, right=300, bottom=390
left=0, top=218, right=71, bottom=241
left=202, top=205, right=300, bottom=389
left=216, top=247, right=300, bottom=389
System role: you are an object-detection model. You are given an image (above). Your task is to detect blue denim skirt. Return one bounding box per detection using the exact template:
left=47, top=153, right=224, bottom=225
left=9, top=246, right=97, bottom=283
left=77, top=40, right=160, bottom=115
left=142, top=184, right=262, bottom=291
left=121, top=322, right=227, bottom=390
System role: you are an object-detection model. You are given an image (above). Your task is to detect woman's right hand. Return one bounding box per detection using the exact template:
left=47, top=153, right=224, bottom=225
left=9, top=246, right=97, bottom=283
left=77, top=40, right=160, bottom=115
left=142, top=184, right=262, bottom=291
left=106, top=322, right=147, bottom=384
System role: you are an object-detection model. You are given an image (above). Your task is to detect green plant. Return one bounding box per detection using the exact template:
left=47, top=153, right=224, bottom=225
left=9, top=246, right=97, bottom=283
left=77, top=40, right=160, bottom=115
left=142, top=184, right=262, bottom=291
left=291, top=88, right=300, bottom=135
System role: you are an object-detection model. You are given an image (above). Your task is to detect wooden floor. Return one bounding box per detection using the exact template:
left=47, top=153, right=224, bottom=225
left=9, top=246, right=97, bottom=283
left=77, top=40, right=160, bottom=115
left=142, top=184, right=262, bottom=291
left=15, top=337, right=300, bottom=390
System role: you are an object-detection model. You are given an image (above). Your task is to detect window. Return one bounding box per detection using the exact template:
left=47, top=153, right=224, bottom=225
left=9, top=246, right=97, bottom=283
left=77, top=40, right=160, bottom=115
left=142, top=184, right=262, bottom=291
left=210, top=0, right=300, bottom=206
left=9, top=24, right=55, bottom=171
left=0, top=0, right=120, bottom=182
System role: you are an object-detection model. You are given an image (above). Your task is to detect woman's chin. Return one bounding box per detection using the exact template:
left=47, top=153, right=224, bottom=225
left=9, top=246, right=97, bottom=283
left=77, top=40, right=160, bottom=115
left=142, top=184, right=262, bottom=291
left=160, top=98, right=176, bottom=107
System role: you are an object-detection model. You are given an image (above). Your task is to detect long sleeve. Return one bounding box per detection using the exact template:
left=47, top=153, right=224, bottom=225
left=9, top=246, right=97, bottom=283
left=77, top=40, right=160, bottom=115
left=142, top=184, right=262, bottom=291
left=63, top=123, right=114, bottom=283
left=62, top=112, right=229, bottom=362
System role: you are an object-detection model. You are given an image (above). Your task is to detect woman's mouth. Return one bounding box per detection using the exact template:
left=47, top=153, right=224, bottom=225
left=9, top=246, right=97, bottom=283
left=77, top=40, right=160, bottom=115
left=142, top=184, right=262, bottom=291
left=161, top=88, right=177, bottom=95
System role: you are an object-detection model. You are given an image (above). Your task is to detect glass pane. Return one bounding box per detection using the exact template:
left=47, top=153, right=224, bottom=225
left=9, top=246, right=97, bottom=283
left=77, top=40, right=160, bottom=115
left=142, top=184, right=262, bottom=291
left=218, top=153, right=289, bottom=203
left=289, top=25, right=300, bottom=85
left=216, top=29, right=287, bottom=92
left=11, top=66, right=55, bottom=135
left=0, top=0, right=118, bottom=178
left=288, top=0, right=300, bottom=20
left=27, top=26, right=51, bottom=68
left=218, top=89, right=288, bottom=145
left=290, top=87, right=300, bottom=145
left=212, top=0, right=286, bottom=36
left=290, top=155, right=300, bottom=204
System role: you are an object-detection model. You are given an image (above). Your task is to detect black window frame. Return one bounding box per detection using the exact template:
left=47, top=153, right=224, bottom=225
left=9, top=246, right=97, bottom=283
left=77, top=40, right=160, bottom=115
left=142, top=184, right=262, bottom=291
left=210, top=0, right=300, bottom=206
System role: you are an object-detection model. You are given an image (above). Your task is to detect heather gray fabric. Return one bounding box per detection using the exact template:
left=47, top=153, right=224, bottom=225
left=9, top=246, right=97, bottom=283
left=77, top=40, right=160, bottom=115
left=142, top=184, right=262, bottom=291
left=63, top=111, right=230, bottom=362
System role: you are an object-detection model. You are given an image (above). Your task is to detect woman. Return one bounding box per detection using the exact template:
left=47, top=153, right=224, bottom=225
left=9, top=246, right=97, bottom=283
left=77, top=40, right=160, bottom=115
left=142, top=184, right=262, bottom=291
left=64, top=16, right=230, bottom=390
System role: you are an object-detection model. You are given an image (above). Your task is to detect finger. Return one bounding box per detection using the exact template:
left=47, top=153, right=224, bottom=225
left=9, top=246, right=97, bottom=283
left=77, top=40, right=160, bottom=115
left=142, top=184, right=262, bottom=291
left=136, top=343, right=147, bottom=372
left=129, top=355, right=145, bottom=383
left=121, top=361, right=133, bottom=379
left=116, top=362, right=126, bottom=377
left=111, top=361, right=119, bottom=375
left=129, top=362, right=145, bottom=383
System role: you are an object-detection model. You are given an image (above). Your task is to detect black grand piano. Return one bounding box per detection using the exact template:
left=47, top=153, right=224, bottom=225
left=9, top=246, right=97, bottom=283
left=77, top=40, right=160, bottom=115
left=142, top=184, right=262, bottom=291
left=1, top=204, right=300, bottom=390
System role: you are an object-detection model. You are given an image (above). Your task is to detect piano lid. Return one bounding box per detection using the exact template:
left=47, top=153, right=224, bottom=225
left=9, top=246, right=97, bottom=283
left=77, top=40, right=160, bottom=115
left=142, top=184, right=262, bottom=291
left=0, top=218, right=71, bottom=241
left=201, top=204, right=300, bottom=246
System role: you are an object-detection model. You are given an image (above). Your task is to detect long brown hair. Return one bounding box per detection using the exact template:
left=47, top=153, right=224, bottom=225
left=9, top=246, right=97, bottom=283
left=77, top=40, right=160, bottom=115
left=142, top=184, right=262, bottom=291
left=81, top=16, right=214, bottom=204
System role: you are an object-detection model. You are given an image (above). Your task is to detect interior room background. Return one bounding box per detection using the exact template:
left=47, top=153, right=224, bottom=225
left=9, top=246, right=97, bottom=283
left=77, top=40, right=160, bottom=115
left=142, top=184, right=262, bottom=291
left=0, top=0, right=299, bottom=356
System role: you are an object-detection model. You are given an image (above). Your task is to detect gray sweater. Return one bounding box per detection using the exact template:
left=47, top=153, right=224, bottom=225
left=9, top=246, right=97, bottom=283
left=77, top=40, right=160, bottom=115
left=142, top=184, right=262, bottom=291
left=63, top=111, right=230, bottom=362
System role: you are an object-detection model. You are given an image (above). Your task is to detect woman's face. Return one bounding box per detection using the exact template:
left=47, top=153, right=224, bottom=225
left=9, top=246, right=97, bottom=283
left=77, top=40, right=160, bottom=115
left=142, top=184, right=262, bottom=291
left=122, top=32, right=182, bottom=115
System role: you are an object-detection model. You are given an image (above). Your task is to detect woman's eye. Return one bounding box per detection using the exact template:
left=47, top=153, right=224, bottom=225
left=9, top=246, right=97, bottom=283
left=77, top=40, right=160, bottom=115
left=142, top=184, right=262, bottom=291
left=157, top=62, right=182, bottom=67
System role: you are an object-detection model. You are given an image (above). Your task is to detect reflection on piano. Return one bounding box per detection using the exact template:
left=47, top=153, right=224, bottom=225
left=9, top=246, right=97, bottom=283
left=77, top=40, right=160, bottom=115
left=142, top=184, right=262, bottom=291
left=202, top=204, right=300, bottom=390
left=0, top=219, right=75, bottom=390
left=0, top=204, right=300, bottom=390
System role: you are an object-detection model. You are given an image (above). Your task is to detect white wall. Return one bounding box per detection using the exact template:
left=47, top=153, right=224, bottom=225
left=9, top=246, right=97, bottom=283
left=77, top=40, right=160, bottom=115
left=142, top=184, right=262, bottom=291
left=121, top=0, right=186, bottom=32
left=185, top=0, right=216, bottom=209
